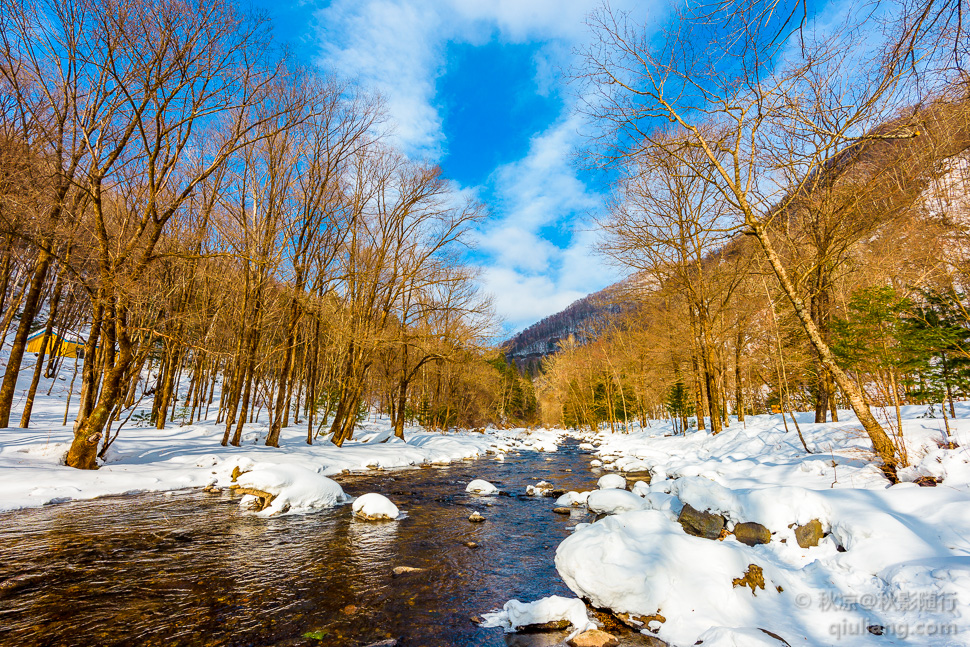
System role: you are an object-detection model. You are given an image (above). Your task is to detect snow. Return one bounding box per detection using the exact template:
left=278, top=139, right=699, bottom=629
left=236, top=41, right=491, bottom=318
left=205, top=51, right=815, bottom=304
left=554, top=405, right=970, bottom=646
left=555, top=490, right=591, bottom=507
left=352, top=492, right=400, bottom=520
left=596, top=473, right=627, bottom=489
left=526, top=480, right=553, bottom=496
left=586, top=488, right=648, bottom=515
left=465, top=478, right=500, bottom=495
left=235, top=464, right=348, bottom=516
left=480, top=595, right=596, bottom=636
left=0, top=353, right=555, bottom=512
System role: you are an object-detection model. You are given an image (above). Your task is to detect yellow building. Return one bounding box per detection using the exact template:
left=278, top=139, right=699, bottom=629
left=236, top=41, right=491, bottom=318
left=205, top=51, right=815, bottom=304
left=25, top=331, right=86, bottom=359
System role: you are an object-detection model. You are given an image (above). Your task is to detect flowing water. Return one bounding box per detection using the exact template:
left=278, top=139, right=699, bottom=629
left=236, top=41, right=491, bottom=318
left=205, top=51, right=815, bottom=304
left=0, top=439, right=656, bottom=647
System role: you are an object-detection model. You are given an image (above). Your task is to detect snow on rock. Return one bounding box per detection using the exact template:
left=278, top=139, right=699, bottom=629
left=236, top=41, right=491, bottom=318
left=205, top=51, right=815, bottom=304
left=466, top=479, right=499, bottom=495
left=596, top=473, right=627, bottom=490
left=555, top=491, right=591, bottom=507
left=557, top=406, right=970, bottom=646
left=480, top=595, right=595, bottom=635
left=352, top=492, right=400, bottom=521
left=235, top=464, right=348, bottom=516
left=586, top=489, right=648, bottom=515
left=526, top=480, right=554, bottom=496
left=556, top=510, right=788, bottom=646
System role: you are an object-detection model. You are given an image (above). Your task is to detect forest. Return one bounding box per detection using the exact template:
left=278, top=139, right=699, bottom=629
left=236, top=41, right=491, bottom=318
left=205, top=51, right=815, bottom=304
left=0, top=0, right=535, bottom=471
left=534, top=1, right=970, bottom=479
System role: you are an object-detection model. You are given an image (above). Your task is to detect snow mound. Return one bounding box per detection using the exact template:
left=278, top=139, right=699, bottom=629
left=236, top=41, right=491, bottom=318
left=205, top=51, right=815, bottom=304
left=352, top=492, right=400, bottom=520
left=466, top=479, right=499, bottom=495
left=556, top=510, right=787, bottom=646
left=235, top=464, right=348, bottom=516
left=555, top=490, right=591, bottom=507
left=586, top=488, right=648, bottom=515
left=596, top=473, right=627, bottom=490
left=480, top=595, right=595, bottom=635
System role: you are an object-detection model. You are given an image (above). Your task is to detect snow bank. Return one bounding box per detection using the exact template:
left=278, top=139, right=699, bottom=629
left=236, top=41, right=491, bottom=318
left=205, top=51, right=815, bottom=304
left=352, top=492, right=400, bottom=521
left=480, top=595, right=595, bottom=635
left=555, top=406, right=970, bottom=646
left=235, top=464, right=348, bottom=516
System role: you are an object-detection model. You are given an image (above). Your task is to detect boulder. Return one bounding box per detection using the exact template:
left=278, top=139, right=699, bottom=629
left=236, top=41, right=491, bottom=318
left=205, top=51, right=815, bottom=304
left=734, top=521, right=771, bottom=546
left=468, top=511, right=486, bottom=523
left=794, top=519, right=824, bottom=548
left=553, top=507, right=572, bottom=515
left=567, top=629, right=619, bottom=647
left=677, top=503, right=725, bottom=539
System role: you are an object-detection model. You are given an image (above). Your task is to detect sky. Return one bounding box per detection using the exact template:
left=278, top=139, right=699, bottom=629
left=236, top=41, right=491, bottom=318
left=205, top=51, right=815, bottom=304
left=250, top=0, right=653, bottom=334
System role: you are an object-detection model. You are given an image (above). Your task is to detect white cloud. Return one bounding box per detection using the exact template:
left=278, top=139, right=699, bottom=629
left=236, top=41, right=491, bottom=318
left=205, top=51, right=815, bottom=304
left=313, top=0, right=641, bottom=332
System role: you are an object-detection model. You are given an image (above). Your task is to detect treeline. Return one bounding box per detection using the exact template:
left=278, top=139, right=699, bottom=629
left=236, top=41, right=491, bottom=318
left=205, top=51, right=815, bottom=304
left=537, top=0, right=970, bottom=477
left=0, top=0, right=527, bottom=470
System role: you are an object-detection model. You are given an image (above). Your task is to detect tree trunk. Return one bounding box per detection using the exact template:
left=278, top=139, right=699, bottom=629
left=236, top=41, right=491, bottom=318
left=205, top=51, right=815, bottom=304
left=0, top=250, right=54, bottom=427
left=751, top=222, right=897, bottom=475
left=20, top=272, right=65, bottom=427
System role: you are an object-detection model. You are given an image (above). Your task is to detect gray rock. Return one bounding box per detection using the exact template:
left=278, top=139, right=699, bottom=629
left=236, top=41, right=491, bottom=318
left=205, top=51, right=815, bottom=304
left=734, top=521, right=771, bottom=546
left=795, top=519, right=824, bottom=548
left=677, top=502, right=726, bottom=539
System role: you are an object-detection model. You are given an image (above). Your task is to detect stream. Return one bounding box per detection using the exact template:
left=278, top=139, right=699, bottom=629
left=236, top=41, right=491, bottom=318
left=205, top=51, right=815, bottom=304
left=0, top=439, right=655, bottom=647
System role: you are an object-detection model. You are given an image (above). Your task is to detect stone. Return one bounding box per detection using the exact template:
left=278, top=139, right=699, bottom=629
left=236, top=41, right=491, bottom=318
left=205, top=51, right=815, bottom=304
left=640, top=638, right=670, bottom=647
left=732, top=563, right=766, bottom=595
left=567, top=629, right=619, bottom=647
left=734, top=522, right=772, bottom=546
left=468, top=511, right=486, bottom=523
left=677, top=503, right=725, bottom=539
left=362, top=641, right=397, bottom=647
left=391, top=566, right=425, bottom=577
left=341, top=604, right=358, bottom=614
left=553, top=507, right=572, bottom=515
left=794, top=519, right=824, bottom=548
left=464, top=541, right=479, bottom=548
left=519, top=619, right=572, bottom=631
left=231, top=486, right=275, bottom=512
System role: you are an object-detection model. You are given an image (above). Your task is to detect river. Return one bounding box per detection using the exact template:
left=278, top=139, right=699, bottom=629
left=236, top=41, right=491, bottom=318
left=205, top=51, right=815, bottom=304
left=0, top=439, right=656, bottom=647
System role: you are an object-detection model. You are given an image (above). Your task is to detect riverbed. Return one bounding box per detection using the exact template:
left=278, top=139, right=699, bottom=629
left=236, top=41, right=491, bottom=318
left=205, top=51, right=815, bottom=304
left=0, top=440, right=655, bottom=647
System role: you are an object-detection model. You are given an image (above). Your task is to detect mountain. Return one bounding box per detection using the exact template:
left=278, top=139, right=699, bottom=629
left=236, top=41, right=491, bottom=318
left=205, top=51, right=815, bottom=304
left=503, top=282, right=629, bottom=370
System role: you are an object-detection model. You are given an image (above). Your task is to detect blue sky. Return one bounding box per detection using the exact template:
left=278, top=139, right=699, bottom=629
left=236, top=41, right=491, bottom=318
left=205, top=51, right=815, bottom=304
left=251, top=0, right=653, bottom=333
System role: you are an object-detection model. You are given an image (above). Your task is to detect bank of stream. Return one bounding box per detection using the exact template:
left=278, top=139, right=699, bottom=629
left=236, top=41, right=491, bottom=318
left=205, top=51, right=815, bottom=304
left=0, top=439, right=659, bottom=647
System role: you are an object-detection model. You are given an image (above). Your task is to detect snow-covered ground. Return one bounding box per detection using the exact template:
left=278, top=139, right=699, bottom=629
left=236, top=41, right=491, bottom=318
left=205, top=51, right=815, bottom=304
left=0, top=356, right=566, bottom=512
left=553, top=405, right=970, bottom=646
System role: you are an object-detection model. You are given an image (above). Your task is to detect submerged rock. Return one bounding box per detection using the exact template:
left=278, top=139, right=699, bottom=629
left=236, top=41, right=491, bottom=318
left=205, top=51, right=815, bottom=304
left=567, top=629, right=619, bottom=647
left=391, top=566, right=425, bottom=577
